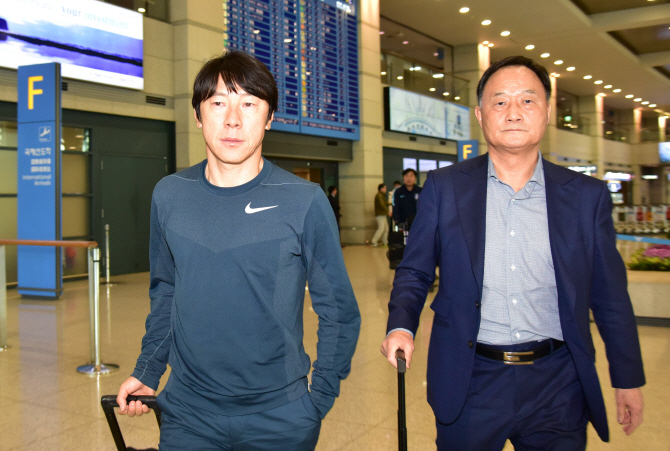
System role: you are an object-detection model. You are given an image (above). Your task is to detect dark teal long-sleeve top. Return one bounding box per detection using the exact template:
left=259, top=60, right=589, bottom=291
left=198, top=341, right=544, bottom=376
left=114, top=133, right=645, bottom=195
left=131, top=158, right=361, bottom=418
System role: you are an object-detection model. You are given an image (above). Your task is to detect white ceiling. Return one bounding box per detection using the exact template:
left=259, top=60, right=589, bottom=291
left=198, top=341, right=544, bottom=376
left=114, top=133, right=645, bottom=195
left=380, top=0, right=670, bottom=113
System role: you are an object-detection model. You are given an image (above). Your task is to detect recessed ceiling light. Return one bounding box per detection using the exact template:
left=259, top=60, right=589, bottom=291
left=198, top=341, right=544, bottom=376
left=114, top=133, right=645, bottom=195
left=540, top=53, right=550, bottom=58
left=138, top=7, right=145, bottom=13
left=566, top=67, right=575, bottom=71
left=525, top=44, right=535, bottom=50
left=482, top=41, right=489, bottom=45
left=634, top=98, right=642, bottom=102
left=459, top=7, right=469, bottom=13
left=613, top=89, right=622, bottom=93
left=625, top=94, right=634, bottom=98
left=594, top=80, right=603, bottom=84
left=284, top=39, right=292, bottom=43
left=429, top=88, right=436, bottom=92
left=397, top=76, right=403, bottom=80
left=381, top=71, right=386, bottom=75
left=583, top=75, right=592, bottom=79
left=650, top=104, right=657, bottom=107
left=443, top=92, right=450, bottom=96
left=551, top=73, right=560, bottom=77
left=642, top=101, right=649, bottom=105
left=482, top=20, right=491, bottom=25
left=604, top=85, right=612, bottom=89
left=402, top=40, right=409, bottom=44
left=455, top=96, right=461, bottom=100
left=655, top=109, right=663, bottom=112
left=501, top=31, right=510, bottom=36
left=488, top=43, right=494, bottom=47
left=433, top=73, right=445, bottom=78
left=597, top=93, right=606, bottom=97
left=554, top=60, right=563, bottom=65
left=253, top=30, right=260, bottom=34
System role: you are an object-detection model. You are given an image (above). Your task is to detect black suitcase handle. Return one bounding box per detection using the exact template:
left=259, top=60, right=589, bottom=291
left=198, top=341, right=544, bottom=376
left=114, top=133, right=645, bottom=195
left=396, top=350, right=407, bottom=451
left=101, top=395, right=161, bottom=451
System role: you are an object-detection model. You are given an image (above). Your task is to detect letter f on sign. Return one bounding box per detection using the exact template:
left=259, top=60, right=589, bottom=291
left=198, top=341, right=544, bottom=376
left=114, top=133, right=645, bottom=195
left=28, top=76, right=44, bottom=110
left=463, top=144, right=472, bottom=159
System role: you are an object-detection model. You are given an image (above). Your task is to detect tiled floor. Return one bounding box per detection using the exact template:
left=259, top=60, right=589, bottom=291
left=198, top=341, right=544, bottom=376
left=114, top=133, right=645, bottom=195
left=0, top=246, right=668, bottom=450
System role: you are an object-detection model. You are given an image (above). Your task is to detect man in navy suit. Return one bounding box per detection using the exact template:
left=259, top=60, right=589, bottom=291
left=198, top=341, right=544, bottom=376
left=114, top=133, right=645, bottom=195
left=381, top=56, right=645, bottom=450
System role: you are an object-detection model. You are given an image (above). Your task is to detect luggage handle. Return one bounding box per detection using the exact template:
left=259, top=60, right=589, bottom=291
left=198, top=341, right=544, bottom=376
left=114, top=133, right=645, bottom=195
left=396, top=350, right=408, bottom=451
left=100, top=395, right=161, bottom=451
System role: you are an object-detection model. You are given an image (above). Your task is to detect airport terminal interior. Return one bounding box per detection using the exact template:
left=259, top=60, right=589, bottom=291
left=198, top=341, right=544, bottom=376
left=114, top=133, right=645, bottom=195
left=1, top=0, right=670, bottom=449
left=0, top=248, right=669, bottom=450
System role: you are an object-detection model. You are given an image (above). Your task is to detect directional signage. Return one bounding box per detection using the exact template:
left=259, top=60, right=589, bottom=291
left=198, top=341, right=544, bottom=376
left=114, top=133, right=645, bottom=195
left=17, top=63, right=62, bottom=298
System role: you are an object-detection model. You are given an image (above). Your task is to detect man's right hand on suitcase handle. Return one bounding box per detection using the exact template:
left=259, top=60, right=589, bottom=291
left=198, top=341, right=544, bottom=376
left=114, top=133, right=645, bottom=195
left=381, top=330, right=414, bottom=369
left=117, top=376, right=156, bottom=417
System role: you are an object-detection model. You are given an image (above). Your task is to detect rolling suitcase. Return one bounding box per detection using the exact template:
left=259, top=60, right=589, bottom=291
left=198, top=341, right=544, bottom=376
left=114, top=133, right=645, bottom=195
left=396, top=349, right=407, bottom=451
left=101, top=395, right=162, bottom=451
left=387, top=225, right=408, bottom=270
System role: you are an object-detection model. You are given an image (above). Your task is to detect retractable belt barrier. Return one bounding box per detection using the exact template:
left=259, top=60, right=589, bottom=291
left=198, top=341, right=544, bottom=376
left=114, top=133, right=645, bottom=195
left=0, top=239, right=118, bottom=375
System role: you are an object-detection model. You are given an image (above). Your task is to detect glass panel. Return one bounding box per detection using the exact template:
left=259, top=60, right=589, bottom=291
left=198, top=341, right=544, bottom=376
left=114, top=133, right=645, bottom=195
left=439, top=161, right=453, bottom=168
left=62, top=128, right=89, bottom=153
left=403, top=158, right=417, bottom=171
left=62, top=154, right=89, bottom=193
left=63, top=246, right=88, bottom=277
left=0, top=121, right=18, bottom=148
left=419, top=159, right=437, bottom=172
left=0, top=197, right=18, bottom=282
left=62, top=197, right=90, bottom=238
left=381, top=52, right=469, bottom=105
left=0, top=151, right=17, bottom=193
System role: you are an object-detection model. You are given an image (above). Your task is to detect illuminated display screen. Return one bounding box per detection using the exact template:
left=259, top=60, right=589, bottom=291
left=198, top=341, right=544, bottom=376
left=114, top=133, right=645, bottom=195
left=0, top=0, right=143, bottom=89
left=385, top=87, right=470, bottom=141
left=660, top=142, right=670, bottom=163
left=223, top=0, right=359, bottom=141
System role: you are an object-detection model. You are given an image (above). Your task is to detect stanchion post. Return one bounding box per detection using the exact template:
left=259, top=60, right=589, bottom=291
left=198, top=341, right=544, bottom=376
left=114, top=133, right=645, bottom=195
left=0, top=244, right=8, bottom=351
left=77, top=246, right=119, bottom=375
left=104, top=224, right=110, bottom=284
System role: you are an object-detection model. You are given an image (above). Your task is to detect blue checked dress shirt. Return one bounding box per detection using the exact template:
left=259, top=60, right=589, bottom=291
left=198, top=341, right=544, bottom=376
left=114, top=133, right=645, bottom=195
left=477, top=153, right=563, bottom=345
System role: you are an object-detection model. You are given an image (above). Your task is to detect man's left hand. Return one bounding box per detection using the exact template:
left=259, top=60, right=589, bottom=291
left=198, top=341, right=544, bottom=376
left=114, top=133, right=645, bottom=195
left=615, top=387, right=644, bottom=435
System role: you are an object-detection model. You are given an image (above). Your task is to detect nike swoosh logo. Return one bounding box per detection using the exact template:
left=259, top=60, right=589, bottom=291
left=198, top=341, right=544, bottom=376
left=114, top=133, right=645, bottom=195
left=245, top=203, right=278, bottom=214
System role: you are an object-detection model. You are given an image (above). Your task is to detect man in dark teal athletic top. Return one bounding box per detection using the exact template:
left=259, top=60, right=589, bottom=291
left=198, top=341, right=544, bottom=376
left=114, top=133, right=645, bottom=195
left=115, top=51, right=361, bottom=450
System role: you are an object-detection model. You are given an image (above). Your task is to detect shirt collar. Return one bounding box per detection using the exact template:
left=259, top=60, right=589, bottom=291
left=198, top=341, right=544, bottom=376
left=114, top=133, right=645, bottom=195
left=487, top=151, right=545, bottom=187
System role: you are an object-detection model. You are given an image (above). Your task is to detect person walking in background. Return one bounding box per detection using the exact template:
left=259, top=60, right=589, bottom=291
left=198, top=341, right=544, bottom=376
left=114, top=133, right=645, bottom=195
left=328, top=185, right=342, bottom=243
left=115, top=50, right=360, bottom=451
left=392, top=169, right=422, bottom=228
left=381, top=56, right=644, bottom=450
left=369, top=183, right=390, bottom=246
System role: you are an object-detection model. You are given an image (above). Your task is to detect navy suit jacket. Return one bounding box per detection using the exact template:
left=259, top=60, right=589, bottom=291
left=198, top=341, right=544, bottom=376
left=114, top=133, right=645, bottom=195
left=386, top=154, right=645, bottom=442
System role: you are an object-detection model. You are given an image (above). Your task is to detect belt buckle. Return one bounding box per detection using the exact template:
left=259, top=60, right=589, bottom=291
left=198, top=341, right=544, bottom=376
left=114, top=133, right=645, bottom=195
left=503, top=350, right=534, bottom=365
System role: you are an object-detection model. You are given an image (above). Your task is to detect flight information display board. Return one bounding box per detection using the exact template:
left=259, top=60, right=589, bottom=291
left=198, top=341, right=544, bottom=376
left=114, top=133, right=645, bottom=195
left=223, top=0, right=359, bottom=140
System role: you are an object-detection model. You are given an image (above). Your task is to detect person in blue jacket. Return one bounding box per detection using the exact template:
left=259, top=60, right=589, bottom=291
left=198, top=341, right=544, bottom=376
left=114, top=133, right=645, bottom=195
left=381, top=56, right=644, bottom=450
left=115, top=50, right=360, bottom=450
left=392, top=168, right=422, bottom=227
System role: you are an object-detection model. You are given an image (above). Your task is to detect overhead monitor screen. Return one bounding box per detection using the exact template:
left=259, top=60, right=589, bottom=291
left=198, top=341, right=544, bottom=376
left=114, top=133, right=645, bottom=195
left=0, top=0, right=143, bottom=89
left=385, top=87, right=470, bottom=141
left=660, top=142, right=670, bottom=163
left=223, top=0, right=359, bottom=141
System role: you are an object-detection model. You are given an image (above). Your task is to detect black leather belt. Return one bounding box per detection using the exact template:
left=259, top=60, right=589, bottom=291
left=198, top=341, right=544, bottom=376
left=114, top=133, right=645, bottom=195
left=475, top=339, right=564, bottom=365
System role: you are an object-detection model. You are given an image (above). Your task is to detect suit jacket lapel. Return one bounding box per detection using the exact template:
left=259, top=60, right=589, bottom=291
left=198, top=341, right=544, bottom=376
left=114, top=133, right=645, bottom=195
left=544, top=160, right=581, bottom=312
left=453, top=155, right=488, bottom=300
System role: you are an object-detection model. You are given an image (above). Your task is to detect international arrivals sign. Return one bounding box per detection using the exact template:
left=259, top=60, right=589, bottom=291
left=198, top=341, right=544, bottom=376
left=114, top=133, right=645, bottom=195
left=17, top=63, right=63, bottom=298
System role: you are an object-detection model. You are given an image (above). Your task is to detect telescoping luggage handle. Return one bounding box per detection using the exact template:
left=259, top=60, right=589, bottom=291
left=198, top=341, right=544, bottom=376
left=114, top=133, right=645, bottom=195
left=101, top=395, right=161, bottom=451
left=396, top=349, right=408, bottom=451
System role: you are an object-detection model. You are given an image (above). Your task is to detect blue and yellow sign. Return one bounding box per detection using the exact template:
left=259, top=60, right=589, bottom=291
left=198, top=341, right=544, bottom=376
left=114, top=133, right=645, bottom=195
left=17, top=63, right=62, bottom=298
left=458, top=140, right=479, bottom=162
